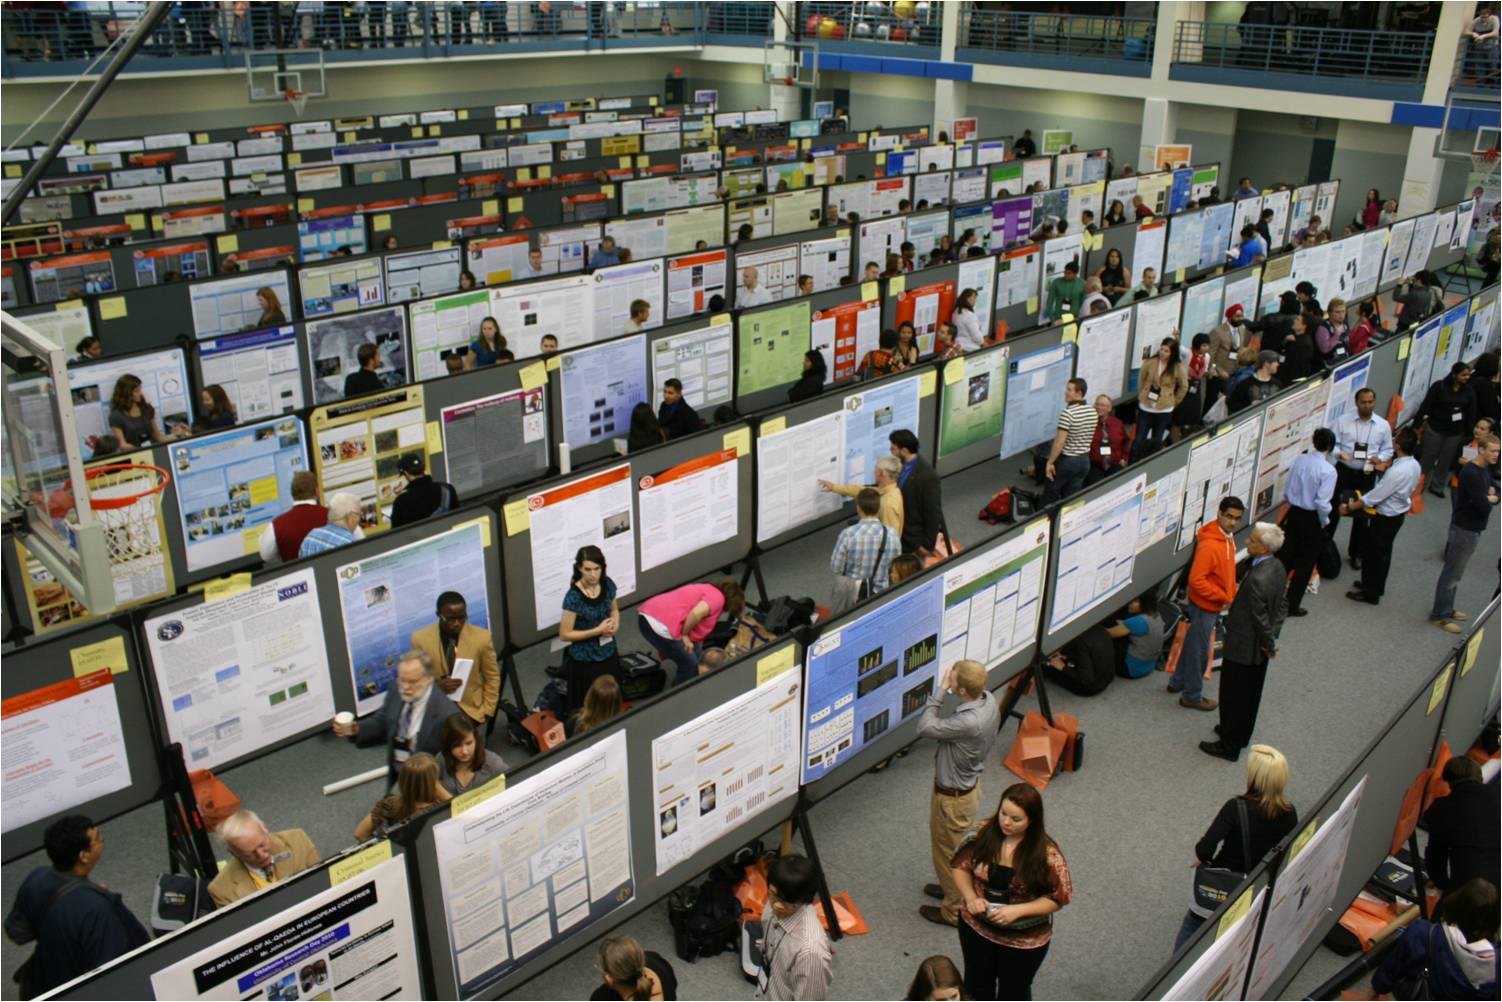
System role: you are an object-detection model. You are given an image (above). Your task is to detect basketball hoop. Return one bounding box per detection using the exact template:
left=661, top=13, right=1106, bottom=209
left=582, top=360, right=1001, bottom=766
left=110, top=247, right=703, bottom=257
left=85, top=463, right=170, bottom=569
left=284, top=88, right=309, bottom=118
left=1470, top=148, right=1499, bottom=183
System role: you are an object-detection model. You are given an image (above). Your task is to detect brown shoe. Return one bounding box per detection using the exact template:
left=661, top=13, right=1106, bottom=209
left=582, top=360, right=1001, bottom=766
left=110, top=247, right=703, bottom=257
left=923, top=883, right=943, bottom=900
left=1179, top=695, right=1218, bottom=711
left=919, top=904, right=957, bottom=927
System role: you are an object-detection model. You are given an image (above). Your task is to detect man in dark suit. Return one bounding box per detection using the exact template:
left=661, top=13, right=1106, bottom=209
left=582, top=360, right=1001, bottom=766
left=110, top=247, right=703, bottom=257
left=1423, top=757, right=1501, bottom=892
left=888, top=428, right=945, bottom=556
left=331, top=650, right=462, bottom=786
left=1200, top=522, right=1288, bottom=761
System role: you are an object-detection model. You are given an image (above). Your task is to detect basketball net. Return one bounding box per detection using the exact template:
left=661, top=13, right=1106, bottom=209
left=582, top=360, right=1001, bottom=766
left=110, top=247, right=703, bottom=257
left=85, top=464, right=169, bottom=569
left=1470, top=148, right=1499, bottom=184
left=285, top=88, right=309, bottom=118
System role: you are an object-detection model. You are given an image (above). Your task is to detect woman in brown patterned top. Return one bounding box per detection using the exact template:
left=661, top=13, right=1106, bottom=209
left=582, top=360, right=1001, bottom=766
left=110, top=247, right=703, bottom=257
left=354, top=753, right=451, bottom=841
left=950, top=783, right=1072, bottom=1000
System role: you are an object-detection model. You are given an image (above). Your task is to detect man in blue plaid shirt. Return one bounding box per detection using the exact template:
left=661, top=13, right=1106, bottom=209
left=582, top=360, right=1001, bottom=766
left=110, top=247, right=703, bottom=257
left=829, top=489, right=902, bottom=614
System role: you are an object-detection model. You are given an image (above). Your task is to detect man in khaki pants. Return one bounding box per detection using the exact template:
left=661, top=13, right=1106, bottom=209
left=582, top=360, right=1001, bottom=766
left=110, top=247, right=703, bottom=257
left=915, top=659, right=1000, bottom=926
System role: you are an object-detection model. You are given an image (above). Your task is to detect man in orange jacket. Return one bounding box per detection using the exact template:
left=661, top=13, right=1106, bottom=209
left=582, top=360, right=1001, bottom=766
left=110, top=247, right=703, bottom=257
left=1170, top=495, right=1245, bottom=711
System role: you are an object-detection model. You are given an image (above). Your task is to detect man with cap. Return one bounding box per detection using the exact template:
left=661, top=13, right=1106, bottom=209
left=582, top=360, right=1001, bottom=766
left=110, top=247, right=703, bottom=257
left=390, top=455, right=459, bottom=528
left=1228, top=350, right=1282, bottom=413
left=1208, top=303, right=1261, bottom=405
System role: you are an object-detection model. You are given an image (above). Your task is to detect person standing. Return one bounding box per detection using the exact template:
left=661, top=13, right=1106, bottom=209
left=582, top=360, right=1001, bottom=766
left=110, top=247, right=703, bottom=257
left=343, top=343, right=385, bottom=397
left=390, top=455, right=460, bottom=528
left=1330, top=388, right=1392, bottom=570
left=1415, top=362, right=1478, bottom=497
left=4, top=816, right=150, bottom=998
left=1044, top=260, right=1084, bottom=323
left=916, top=660, right=1001, bottom=928
left=558, top=545, right=622, bottom=713
left=1430, top=435, right=1500, bottom=633
left=332, top=650, right=463, bottom=785
left=1228, top=350, right=1281, bottom=414
left=950, top=784, right=1072, bottom=1001
left=1200, top=523, right=1287, bottom=761
left=890, top=429, right=945, bottom=556
left=1041, top=378, right=1098, bottom=506
left=410, top=590, right=500, bottom=728
left=1087, top=394, right=1130, bottom=485
left=1279, top=429, right=1337, bottom=617
left=754, top=855, right=834, bottom=1001
left=656, top=378, right=702, bottom=440
left=258, top=471, right=327, bottom=564
left=1340, top=428, right=1423, bottom=606
left=623, top=298, right=651, bottom=334
left=590, top=935, right=678, bottom=1001
left=1423, top=757, right=1501, bottom=892
left=738, top=266, right=772, bottom=309
left=1134, top=338, right=1189, bottom=459
left=819, top=455, right=904, bottom=535
left=1172, top=496, right=1245, bottom=712
left=828, top=489, right=901, bottom=614
left=952, top=288, right=986, bottom=351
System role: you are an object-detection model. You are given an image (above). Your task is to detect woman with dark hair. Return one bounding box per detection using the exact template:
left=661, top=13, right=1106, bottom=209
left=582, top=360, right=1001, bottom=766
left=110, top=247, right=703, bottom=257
left=952, top=288, right=985, bottom=352
left=1359, top=189, right=1381, bottom=230
left=1371, top=878, right=1499, bottom=1000
left=108, top=374, right=187, bottom=446
left=468, top=316, right=506, bottom=368
left=1102, top=199, right=1127, bottom=227
left=194, top=384, right=237, bottom=433
left=626, top=402, right=666, bottom=452
left=1471, top=350, right=1500, bottom=426
left=354, top=753, right=450, bottom=841
left=252, top=286, right=286, bottom=328
left=1173, top=333, right=1212, bottom=434
left=950, top=783, right=1072, bottom=1001
left=905, top=955, right=968, bottom=1001
left=1093, top=247, right=1130, bottom=304
left=636, top=579, right=745, bottom=686
left=458, top=269, right=477, bottom=291
left=788, top=350, right=828, bottom=402
left=896, top=321, right=921, bottom=367
left=1133, top=337, right=1188, bottom=459
left=436, top=714, right=505, bottom=795
left=558, top=544, right=621, bottom=712
left=1416, top=362, right=1478, bottom=496
left=889, top=553, right=923, bottom=586
left=1277, top=311, right=1320, bottom=384
left=857, top=328, right=905, bottom=380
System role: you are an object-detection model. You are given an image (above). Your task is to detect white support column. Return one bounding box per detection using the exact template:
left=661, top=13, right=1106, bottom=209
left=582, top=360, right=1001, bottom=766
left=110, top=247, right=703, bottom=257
left=1398, top=2, right=1471, bottom=216
left=932, top=0, right=966, bottom=139
left=1139, top=97, right=1179, bottom=173
left=1151, top=1, right=1202, bottom=82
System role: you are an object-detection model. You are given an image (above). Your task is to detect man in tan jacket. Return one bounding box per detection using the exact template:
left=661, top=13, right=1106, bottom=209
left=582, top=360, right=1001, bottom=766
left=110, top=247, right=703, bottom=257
left=208, top=810, right=319, bottom=908
left=818, top=455, right=905, bottom=535
left=410, top=590, right=500, bottom=727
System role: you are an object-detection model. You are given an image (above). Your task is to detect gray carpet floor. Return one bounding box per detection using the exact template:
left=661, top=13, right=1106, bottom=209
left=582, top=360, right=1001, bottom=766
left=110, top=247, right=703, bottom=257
left=4, top=443, right=1494, bottom=1001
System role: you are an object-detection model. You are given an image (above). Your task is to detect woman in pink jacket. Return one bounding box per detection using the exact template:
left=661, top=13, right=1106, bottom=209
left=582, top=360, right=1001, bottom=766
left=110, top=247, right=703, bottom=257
left=636, top=579, right=745, bottom=685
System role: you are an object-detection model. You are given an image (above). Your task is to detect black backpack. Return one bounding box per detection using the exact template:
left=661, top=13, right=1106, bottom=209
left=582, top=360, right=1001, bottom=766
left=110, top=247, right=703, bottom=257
left=763, top=596, right=815, bottom=636
left=668, top=863, right=743, bottom=962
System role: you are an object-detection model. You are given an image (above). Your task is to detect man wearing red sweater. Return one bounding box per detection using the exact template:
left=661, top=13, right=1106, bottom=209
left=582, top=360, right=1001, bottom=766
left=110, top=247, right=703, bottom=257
left=257, top=471, right=328, bottom=564
left=1170, top=496, right=1245, bottom=711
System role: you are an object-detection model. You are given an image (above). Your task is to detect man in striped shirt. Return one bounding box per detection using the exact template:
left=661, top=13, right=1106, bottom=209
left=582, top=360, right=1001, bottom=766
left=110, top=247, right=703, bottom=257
left=1041, top=377, right=1097, bottom=505
left=755, top=855, right=833, bottom=1001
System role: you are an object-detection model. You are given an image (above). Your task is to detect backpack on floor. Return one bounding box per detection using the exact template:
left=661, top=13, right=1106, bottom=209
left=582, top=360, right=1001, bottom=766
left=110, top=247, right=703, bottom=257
left=619, top=650, right=668, bottom=701
left=979, top=488, right=1016, bottom=525
left=668, top=863, right=744, bottom=962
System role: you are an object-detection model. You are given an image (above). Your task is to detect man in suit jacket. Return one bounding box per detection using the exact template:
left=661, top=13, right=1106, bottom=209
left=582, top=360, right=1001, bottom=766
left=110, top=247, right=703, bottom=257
left=332, top=649, right=461, bottom=785
left=207, top=810, right=320, bottom=908
left=1201, top=522, right=1288, bottom=761
left=888, top=428, right=944, bottom=556
left=410, top=591, right=500, bottom=727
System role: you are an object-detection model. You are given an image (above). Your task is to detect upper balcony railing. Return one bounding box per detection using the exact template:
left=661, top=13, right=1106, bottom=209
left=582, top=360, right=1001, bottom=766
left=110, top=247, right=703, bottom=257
left=790, top=2, right=942, bottom=58
left=957, top=5, right=1155, bottom=77
left=0, top=1, right=706, bottom=77
left=1171, top=20, right=1434, bottom=101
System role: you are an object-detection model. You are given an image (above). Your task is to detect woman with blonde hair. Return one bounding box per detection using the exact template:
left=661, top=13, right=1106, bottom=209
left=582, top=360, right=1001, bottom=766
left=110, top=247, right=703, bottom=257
left=1174, top=744, right=1298, bottom=949
left=354, top=752, right=451, bottom=841
left=569, top=675, right=623, bottom=737
left=589, top=935, right=677, bottom=1000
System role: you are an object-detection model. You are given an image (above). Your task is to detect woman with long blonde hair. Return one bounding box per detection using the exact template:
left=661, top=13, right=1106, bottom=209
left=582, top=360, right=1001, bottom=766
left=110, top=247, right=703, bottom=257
left=354, top=752, right=450, bottom=841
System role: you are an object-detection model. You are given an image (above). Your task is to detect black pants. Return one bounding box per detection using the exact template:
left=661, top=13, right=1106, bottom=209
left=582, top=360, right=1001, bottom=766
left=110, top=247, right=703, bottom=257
left=959, top=919, right=1049, bottom=1001
left=1329, top=464, right=1375, bottom=557
left=1217, top=657, right=1269, bottom=749
left=1359, top=512, right=1405, bottom=599
left=561, top=651, right=622, bottom=712
left=1279, top=506, right=1322, bottom=613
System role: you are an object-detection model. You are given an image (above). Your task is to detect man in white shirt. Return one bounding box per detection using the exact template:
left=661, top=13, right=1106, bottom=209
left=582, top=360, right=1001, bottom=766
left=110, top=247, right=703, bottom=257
left=738, top=266, right=772, bottom=309
left=1339, top=427, right=1420, bottom=606
left=520, top=246, right=551, bottom=279
left=1330, top=387, right=1393, bottom=569
left=623, top=298, right=650, bottom=334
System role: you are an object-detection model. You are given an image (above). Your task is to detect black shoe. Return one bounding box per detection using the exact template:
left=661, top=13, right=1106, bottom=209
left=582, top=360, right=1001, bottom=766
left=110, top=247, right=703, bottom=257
left=1199, top=740, right=1240, bottom=761
left=1286, top=607, right=1308, bottom=617
left=923, top=883, right=943, bottom=900
left=1213, top=723, right=1223, bottom=737
left=1345, top=588, right=1379, bottom=606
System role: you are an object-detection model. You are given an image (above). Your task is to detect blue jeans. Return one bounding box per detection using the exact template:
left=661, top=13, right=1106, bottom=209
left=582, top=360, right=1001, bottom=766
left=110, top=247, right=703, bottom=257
left=1174, top=604, right=1218, bottom=700
left=1174, top=909, right=1207, bottom=951
left=1430, top=526, right=1481, bottom=620
left=638, top=615, right=699, bottom=685
left=1132, top=408, right=1174, bottom=460
left=1042, top=454, right=1089, bottom=506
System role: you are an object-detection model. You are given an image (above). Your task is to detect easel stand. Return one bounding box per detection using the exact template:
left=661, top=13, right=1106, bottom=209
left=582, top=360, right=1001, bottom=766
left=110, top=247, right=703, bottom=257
left=160, top=742, right=217, bottom=880
left=996, top=654, right=1056, bottom=730
left=778, top=793, right=844, bottom=942
left=498, top=643, right=529, bottom=708
left=734, top=549, right=772, bottom=611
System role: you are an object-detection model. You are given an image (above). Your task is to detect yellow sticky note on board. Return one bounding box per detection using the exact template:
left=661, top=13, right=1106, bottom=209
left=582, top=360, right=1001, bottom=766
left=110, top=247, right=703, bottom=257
left=328, top=840, right=391, bottom=884
left=861, top=281, right=879, bottom=302
left=286, top=152, right=302, bottom=166
left=70, top=636, right=128, bottom=678
left=3, top=164, right=18, bottom=178
left=1216, top=886, right=1254, bottom=939
left=889, top=275, right=906, bottom=295
left=242, top=527, right=264, bottom=556
left=98, top=297, right=128, bottom=320
left=944, top=360, right=965, bottom=385
left=507, top=196, right=524, bottom=213
left=509, top=118, right=520, bottom=129
left=150, top=215, right=164, bottom=231
left=635, top=155, right=650, bottom=168
left=918, top=369, right=936, bottom=398
left=1397, top=336, right=1411, bottom=361
left=1175, top=268, right=1186, bottom=283
left=760, top=415, right=787, bottom=437
left=428, top=124, right=442, bottom=137
left=451, top=515, right=491, bottom=548
left=723, top=426, right=751, bottom=459
left=194, top=132, right=209, bottom=144
left=426, top=420, right=443, bottom=455
left=858, top=132, right=869, bottom=144
left=711, top=313, right=731, bottom=327
left=125, top=213, right=146, bottom=230
left=217, top=233, right=239, bottom=254
left=1287, top=817, right=1319, bottom=863
left=756, top=645, right=796, bottom=685
left=203, top=573, right=253, bottom=603
left=502, top=499, right=531, bottom=536
left=1026, top=296, right=1039, bottom=314
left=452, top=773, right=507, bottom=815
left=1428, top=664, right=1453, bottom=715
left=458, top=109, right=470, bottom=120
left=432, top=240, right=452, bottom=250
left=297, top=197, right=315, bottom=213
left=372, top=214, right=391, bottom=233
left=518, top=361, right=547, bottom=390
left=601, top=184, right=615, bottom=197
left=1463, top=629, right=1484, bottom=675
left=546, top=354, right=562, bottom=371
left=1060, top=323, right=1078, bottom=344
left=536, top=165, right=551, bottom=180
left=516, top=167, right=532, bottom=181
left=411, top=126, right=424, bottom=138
left=875, top=152, right=886, bottom=166
left=482, top=199, right=499, bottom=216
left=800, top=137, right=811, bottom=150
left=343, top=131, right=356, bottom=143
left=248, top=476, right=279, bottom=504
left=57, top=299, right=82, bottom=312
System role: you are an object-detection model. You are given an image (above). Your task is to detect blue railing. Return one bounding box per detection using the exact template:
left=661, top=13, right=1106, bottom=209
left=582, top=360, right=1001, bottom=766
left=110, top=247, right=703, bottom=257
left=701, top=2, right=776, bottom=43
left=1171, top=20, right=1434, bottom=100
left=956, top=6, right=1154, bottom=74
left=0, top=1, right=705, bottom=76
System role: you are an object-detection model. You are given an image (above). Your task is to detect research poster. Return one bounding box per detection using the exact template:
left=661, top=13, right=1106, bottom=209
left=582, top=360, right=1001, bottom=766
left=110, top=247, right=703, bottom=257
left=650, top=321, right=734, bottom=411
left=1382, top=217, right=1416, bottom=287
left=999, top=342, right=1075, bottom=461
left=1136, top=468, right=1187, bottom=552
left=527, top=464, right=637, bottom=630
left=1164, top=210, right=1204, bottom=276
left=842, top=376, right=920, bottom=485
left=737, top=300, right=811, bottom=396
left=197, top=325, right=305, bottom=421
left=1321, top=353, right=1372, bottom=444
left=441, top=387, right=547, bottom=497
left=408, top=288, right=491, bottom=380
left=493, top=273, right=595, bottom=357
left=149, top=855, right=422, bottom=1001
left=1131, top=292, right=1183, bottom=392
left=893, top=277, right=957, bottom=354
left=1177, top=414, right=1265, bottom=551
left=995, top=245, right=1041, bottom=311
left=592, top=260, right=664, bottom=339
left=172, top=416, right=310, bottom=574
left=1181, top=277, right=1225, bottom=348
left=305, top=307, right=410, bottom=404
left=559, top=336, right=649, bottom=451
left=337, top=520, right=491, bottom=716
left=309, top=385, right=428, bottom=530
left=1050, top=474, right=1146, bottom=633
left=665, top=249, right=727, bottom=319
left=1132, top=218, right=1168, bottom=282
left=11, top=538, right=99, bottom=636
left=638, top=449, right=739, bottom=572
left=652, top=673, right=802, bottom=875
left=1, top=670, right=132, bottom=835
left=145, top=567, right=333, bottom=770
left=756, top=410, right=845, bottom=542
left=1075, top=308, right=1132, bottom=403
left=939, top=521, right=1051, bottom=674
left=67, top=348, right=192, bottom=454
left=811, top=299, right=880, bottom=383
left=433, top=731, right=633, bottom=997
left=1396, top=316, right=1442, bottom=428
left=939, top=346, right=1008, bottom=456
left=802, top=574, right=946, bottom=783
left=799, top=233, right=851, bottom=294
left=1161, top=887, right=1266, bottom=1001
left=1251, top=380, right=1333, bottom=519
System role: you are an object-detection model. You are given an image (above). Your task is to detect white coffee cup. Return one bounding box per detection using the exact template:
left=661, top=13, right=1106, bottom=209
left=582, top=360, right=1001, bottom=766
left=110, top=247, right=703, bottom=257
left=334, top=711, right=354, bottom=727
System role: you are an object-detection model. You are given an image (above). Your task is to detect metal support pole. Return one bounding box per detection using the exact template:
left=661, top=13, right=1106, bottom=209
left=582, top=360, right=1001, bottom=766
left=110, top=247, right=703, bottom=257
left=1, top=1, right=172, bottom=228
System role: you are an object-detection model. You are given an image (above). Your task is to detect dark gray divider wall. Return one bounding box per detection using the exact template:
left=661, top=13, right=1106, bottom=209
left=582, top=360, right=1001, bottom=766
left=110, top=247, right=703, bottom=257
left=1, top=620, right=162, bottom=863
left=409, top=635, right=802, bottom=1000
left=499, top=421, right=754, bottom=648
left=734, top=284, right=866, bottom=414
left=1092, top=217, right=1144, bottom=289
left=752, top=365, right=939, bottom=552
left=1437, top=598, right=1501, bottom=757
left=222, top=220, right=302, bottom=265
left=419, top=357, right=549, bottom=497
left=91, top=281, right=198, bottom=355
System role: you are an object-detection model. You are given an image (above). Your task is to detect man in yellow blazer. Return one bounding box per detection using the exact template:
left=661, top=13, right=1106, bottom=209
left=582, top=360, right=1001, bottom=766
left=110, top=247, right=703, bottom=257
left=208, top=810, right=320, bottom=908
left=410, top=590, right=500, bottom=727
